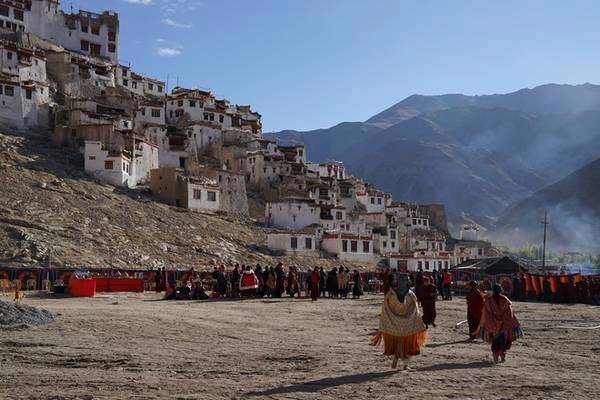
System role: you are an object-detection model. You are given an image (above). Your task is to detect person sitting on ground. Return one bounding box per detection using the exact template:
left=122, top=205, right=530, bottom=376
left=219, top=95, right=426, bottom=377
left=191, top=281, right=209, bottom=300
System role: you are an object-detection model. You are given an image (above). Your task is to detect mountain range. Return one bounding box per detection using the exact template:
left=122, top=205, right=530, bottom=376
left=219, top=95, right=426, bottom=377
left=275, top=83, right=600, bottom=251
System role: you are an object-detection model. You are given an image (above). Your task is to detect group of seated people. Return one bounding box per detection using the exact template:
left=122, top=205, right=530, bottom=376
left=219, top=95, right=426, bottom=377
left=164, top=280, right=210, bottom=300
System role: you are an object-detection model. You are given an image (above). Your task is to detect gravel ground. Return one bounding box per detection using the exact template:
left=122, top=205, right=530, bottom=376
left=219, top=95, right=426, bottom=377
left=0, top=292, right=599, bottom=400
left=0, top=299, right=54, bottom=329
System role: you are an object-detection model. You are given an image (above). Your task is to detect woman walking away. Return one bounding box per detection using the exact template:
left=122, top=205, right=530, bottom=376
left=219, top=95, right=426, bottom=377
left=352, top=270, right=363, bottom=299
left=311, top=267, right=320, bottom=301
left=479, top=284, right=522, bottom=363
left=240, top=266, right=259, bottom=299
left=371, top=275, right=428, bottom=370
left=466, top=281, right=485, bottom=340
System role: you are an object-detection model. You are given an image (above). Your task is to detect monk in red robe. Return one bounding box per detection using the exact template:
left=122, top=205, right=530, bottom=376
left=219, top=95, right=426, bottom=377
left=418, top=276, right=438, bottom=328
left=466, top=281, right=485, bottom=340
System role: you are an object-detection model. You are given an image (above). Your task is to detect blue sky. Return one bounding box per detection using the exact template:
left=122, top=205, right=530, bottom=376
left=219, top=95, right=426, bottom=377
left=75, top=0, right=600, bottom=132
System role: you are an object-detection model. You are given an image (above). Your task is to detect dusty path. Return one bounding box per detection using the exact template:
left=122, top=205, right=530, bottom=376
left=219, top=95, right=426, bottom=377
left=0, top=293, right=599, bottom=400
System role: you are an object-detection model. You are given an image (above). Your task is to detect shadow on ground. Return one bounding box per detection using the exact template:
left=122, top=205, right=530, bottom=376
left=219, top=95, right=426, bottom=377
left=244, top=370, right=398, bottom=396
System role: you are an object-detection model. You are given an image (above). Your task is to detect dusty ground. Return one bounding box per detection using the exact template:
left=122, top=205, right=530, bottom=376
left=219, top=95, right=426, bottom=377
left=0, top=292, right=599, bottom=400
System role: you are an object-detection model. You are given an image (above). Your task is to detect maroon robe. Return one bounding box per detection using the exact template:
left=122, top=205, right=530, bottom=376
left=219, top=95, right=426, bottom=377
left=419, top=283, right=438, bottom=326
left=466, top=287, right=485, bottom=338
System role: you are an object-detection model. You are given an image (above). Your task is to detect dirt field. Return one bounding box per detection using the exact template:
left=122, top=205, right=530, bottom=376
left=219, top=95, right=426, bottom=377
left=0, top=292, right=599, bottom=400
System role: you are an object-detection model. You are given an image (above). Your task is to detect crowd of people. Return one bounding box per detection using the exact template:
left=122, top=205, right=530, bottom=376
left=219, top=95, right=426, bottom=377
left=510, top=272, right=600, bottom=305
left=153, top=263, right=364, bottom=301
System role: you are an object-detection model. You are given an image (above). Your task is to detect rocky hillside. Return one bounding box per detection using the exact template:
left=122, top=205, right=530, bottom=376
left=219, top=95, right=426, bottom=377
left=0, top=131, right=339, bottom=270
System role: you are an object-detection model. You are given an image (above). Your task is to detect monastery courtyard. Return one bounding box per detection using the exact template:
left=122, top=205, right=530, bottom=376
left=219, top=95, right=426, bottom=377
left=1, top=293, right=598, bottom=400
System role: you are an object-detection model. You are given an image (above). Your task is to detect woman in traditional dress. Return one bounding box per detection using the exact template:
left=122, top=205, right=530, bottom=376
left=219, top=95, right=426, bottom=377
left=338, top=266, right=349, bottom=299
left=371, top=275, right=428, bottom=370
left=265, top=267, right=276, bottom=298
left=478, top=284, right=522, bottom=363
left=240, top=266, right=259, bottom=299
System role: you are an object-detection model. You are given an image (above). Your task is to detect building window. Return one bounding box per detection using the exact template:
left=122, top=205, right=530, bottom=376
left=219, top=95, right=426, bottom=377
left=342, top=240, right=348, bottom=252
left=88, top=156, right=96, bottom=160
left=193, top=189, right=202, bottom=199
left=132, top=81, right=137, bottom=89
left=336, top=211, right=343, bottom=220
left=351, top=241, right=358, bottom=253
left=390, top=230, right=396, bottom=239
left=108, top=31, right=116, bottom=42
left=108, top=43, right=116, bottom=53
left=412, top=218, right=417, bottom=225
left=291, top=237, right=298, bottom=249
left=391, top=242, right=395, bottom=248
left=13, top=9, right=23, bottom=21
left=141, top=108, right=146, bottom=116
left=478, top=248, right=483, bottom=256
left=0, top=5, right=8, bottom=17
left=417, top=261, right=422, bottom=269
left=363, top=241, right=370, bottom=253
left=424, top=261, right=430, bottom=270
left=370, top=197, right=375, bottom=204
left=80, top=40, right=89, bottom=51
left=151, top=109, right=161, bottom=118
left=177, top=100, right=184, bottom=107
left=203, top=112, right=209, bottom=120
left=207, top=191, right=217, bottom=202
left=104, top=160, right=113, bottom=170
left=7, top=51, right=12, bottom=60
left=122, top=79, right=128, bottom=87
left=383, top=241, right=387, bottom=248
left=4, top=85, right=14, bottom=96
left=219, top=115, right=224, bottom=123
left=25, top=89, right=32, bottom=99
left=444, top=261, right=449, bottom=268
left=378, top=198, right=382, bottom=204
left=305, top=237, right=312, bottom=249
left=189, top=100, right=196, bottom=107
left=81, top=24, right=88, bottom=33
left=91, top=25, right=100, bottom=35
left=209, top=113, right=215, bottom=121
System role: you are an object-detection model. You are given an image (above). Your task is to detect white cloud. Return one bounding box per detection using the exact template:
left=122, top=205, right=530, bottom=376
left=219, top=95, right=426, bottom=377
left=121, top=0, right=153, bottom=5
left=162, top=18, right=193, bottom=29
left=156, top=47, right=182, bottom=57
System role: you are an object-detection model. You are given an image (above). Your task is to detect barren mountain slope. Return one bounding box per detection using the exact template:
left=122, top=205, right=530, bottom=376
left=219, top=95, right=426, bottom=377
left=0, top=131, right=333, bottom=270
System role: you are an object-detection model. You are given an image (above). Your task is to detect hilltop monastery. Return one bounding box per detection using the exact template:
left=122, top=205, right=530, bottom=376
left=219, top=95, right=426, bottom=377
left=0, top=0, right=491, bottom=269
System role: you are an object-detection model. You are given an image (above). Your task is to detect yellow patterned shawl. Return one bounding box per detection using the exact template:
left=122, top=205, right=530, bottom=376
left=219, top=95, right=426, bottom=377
left=378, top=290, right=427, bottom=338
